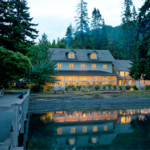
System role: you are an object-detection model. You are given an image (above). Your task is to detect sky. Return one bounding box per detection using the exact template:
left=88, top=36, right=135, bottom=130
left=27, top=0, right=144, bottom=43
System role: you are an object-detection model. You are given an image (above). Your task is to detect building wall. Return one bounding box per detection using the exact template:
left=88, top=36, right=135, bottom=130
left=56, top=62, right=112, bottom=73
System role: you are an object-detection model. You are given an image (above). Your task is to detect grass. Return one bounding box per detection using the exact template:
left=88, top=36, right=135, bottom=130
left=126, top=90, right=150, bottom=97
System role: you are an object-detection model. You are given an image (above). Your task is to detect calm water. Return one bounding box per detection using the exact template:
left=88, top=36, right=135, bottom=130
left=27, top=108, right=150, bottom=149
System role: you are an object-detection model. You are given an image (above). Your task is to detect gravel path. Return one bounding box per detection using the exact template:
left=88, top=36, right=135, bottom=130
left=29, top=97, right=150, bottom=113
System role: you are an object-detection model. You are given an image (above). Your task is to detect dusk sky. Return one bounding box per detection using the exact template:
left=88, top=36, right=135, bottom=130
left=27, top=0, right=144, bottom=43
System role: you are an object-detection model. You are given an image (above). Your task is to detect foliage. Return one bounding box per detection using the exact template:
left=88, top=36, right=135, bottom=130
left=74, top=0, right=89, bottom=48
left=0, top=46, right=31, bottom=88
left=132, top=85, right=137, bottom=90
left=88, top=85, right=94, bottom=88
left=29, top=84, right=44, bottom=92
left=66, top=85, right=76, bottom=91
left=125, top=85, right=131, bottom=90
left=95, top=85, right=100, bottom=90
left=113, top=85, right=117, bottom=90
left=46, top=85, right=54, bottom=91
left=26, top=34, right=57, bottom=87
left=145, top=85, right=150, bottom=90
left=94, top=93, right=101, bottom=98
left=119, top=85, right=123, bottom=90
left=0, top=0, right=38, bottom=55
left=76, top=85, right=81, bottom=90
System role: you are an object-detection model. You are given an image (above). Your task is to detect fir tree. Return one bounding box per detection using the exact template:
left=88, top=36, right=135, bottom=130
left=65, top=24, right=73, bottom=48
left=91, top=8, right=103, bottom=49
left=74, top=0, right=89, bottom=48
left=0, top=0, right=38, bottom=54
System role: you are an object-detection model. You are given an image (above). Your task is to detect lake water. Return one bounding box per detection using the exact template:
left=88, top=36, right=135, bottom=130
left=27, top=108, right=150, bottom=149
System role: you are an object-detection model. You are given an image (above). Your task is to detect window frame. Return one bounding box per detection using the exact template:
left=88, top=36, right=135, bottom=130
left=103, top=64, right=107, bottom=69
left=92, top=64, right=96, bottom=69
left=69, top=64, right=74, bottom=69
left=58, top=63, right=62, bottom=69
left=92, top=53, right=96, bottom=59
left=81, top=64, right=85, bottom=69
left=70, top=53, right=74, bottom=58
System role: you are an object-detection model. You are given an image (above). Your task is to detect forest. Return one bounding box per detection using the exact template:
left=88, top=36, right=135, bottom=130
left=0, top=0, right=150, bottom=89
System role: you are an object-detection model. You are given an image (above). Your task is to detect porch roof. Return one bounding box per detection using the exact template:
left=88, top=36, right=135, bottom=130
left=56, top=70, right=117, bottom=76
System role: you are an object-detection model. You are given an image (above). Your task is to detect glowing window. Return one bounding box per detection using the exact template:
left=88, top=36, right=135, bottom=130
left=103, top=65, right=107, bottom=69
left=103, top=112, right=105, bottom=115
left=92, top=64, right=96, bottom=69
left=125, top=71, right=130, bottom=76
left=92, top=138, right=97, bottom=143
left=81, top=64, right=85, bottom=69
left=120, top=71, right=124, bottom=76
left=93, top=126, right=97, bottom=132
left=92, top=54, right=96, bottom=59
left=57, top=128, right=62, bottom=134
left=70, top=64, right=74, bottom=69
left=121, top=117, right=126, bottom=124
left=58, top=63, right=62, bottom=69
left=70, top=53, right=74, bottom=58
left=82, top=127, right=87, bottom=133
left=104, top=126, right=107, bottom=131
left=70, top=139, right=75, bottom=145
left=70, top=127, right=75, bottom=133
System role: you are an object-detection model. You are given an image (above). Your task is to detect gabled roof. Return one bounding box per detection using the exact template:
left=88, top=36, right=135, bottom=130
left=65, top=49, right=76, bottom=54
left=50, top=48, right=115, bottom=62
left=87, top=50, right=98, bottom=55
left=113, top=60, right=132, bottom=71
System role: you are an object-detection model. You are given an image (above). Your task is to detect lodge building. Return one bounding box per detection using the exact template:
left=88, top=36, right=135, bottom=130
left=50, top=48, right=150, bottom=86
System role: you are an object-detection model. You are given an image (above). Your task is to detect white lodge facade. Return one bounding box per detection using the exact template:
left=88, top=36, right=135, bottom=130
left=50, top=48, right=150, bottom=86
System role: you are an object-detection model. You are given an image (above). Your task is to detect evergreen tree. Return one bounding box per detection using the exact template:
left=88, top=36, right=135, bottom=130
left=91, top=8, right=103, bottom=49
left=51, top=39, right=57, bottom=48
left=65, top=24, right=73, bottom=48
left=101, top=20, right=109, bottom=49
left=74, top=0, right=89, bottom=48
left=0, top=0, right=38, bottom=54
left=130, top=0, right=150, bottom=80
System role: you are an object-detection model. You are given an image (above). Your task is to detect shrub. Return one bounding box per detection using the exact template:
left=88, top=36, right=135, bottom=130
left=125, top=85, right=131, bottom=90
left=94, top=93, right=101, bottom=97
left=106, top=84, right=112, bottom=89
left=66, top=85, right=76, bottom=91
left=95, top=85, right=100, bottom=90
left=29, top=84, right=44, bottom=92
left=132, top=85, right=137, bottom=90
left=88, top=85, right=94, bottom=88
left=119, top=85, right=122, bottom=90
left=81, top=85, right=87, bottom=89
left=46, top=85, right=54, bottom=91
left=103, top=85, right=107, bottom=89
left=113, top=85, right=117, bottom=90
left=76, top=85, right=81, bottom=90
left=145, top=85, right=150, bottom=90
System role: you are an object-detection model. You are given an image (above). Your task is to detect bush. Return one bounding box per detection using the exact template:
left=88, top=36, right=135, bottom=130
left=125, top=85, right=131, bottom=90
left=132, top=85, right=137, bottom=90
left=95, top=85, right=100, bottom=90
left=94, top=93, right=101, bottom=97
left=145, top=85, right=150, bottom=90
left=103, top=85, right=107, bottom=89
left=81, top=85, right=87, bottom=89
left=66, top=85, right=76, bottom=91
left=113, top=85, right=117, bottom=90
left=88, top=85, right=94, bottom=88
left=106, top=84, right=112, bottom=89
left=119, top=85, right=122, bottom=90
left=76, top=85, right=81, bottom=90
left=46, top=85, right=54, bottom=91
left=29, top=84, right=44, bottom=92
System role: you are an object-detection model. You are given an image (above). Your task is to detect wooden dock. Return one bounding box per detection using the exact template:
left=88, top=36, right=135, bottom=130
left=0, top=90, right=30, bottom=150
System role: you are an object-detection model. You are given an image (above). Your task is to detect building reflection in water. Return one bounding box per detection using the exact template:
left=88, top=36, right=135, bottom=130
left=40, top=108, right=150, bottom=149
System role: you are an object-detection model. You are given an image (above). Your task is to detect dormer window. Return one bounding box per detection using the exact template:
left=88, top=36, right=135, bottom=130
left=92, top=54, right=96, bottom=59
left=70, top=53, right=74, bottom=58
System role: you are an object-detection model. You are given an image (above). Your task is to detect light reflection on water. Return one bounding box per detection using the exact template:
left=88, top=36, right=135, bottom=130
left=28, top=108, right=150, bottom=149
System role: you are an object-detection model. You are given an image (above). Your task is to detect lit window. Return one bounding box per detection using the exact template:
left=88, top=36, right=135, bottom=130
left=81, top=64, right=85, bottom=69
left=103, top=112, right=105, bottom=115
left=70, top=139, right=75, bottom=145
left=104, top=126, right=107, bottom=131
left=82, top=127, right=87, bottom=133
left=58, top=63, right=62, bottom=69
left=70, top=64, right=74, bottom=69
left=57, top=128, right=62, bottom=134
left=92, top=138, right=97, bottom=143
left=125, top=71, right=130, bottom=76
left=93, top=126, right=97, bottom=132
left=70, top=53, right=74, bottom=58
left=70, top=127, right=75, bottom=133
left=103, top=65, right=107, bottom=69
left=92, top=64, right=96, bottom=69
left=120, top=71, right=124, bottom=76
left=92, top=54, right=96, bottom=59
